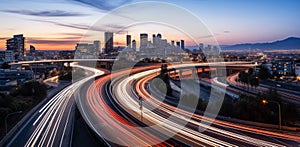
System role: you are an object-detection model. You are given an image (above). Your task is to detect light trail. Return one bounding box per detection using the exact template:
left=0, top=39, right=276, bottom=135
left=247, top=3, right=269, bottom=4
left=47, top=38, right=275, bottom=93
left=22, top=62, right=105, bottom=147
left=109, top=64, right=299, bottom=146
left=77, top=66, right=180, bottom=146
left=227, top=73, right=300, bottom=104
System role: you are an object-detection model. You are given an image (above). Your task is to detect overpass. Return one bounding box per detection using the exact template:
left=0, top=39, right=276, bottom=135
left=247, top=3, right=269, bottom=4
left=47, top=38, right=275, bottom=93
left=166, top=62, right=258, bottom=79
left=8, top=59, right=115, bottom=69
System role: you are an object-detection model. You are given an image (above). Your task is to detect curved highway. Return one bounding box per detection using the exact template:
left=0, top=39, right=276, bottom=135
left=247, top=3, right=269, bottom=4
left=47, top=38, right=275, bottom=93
left=5, top=62, right=105, bottom=147
left=79, top=63, right=300, bottom=146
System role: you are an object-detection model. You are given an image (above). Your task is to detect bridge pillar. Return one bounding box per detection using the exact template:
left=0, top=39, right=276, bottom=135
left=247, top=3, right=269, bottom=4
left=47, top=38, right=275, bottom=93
left=201, top=67, right=206, bottom=78
left=191, top=69, right=197, bottom=79
left=179, top=70, right=183, bottom=79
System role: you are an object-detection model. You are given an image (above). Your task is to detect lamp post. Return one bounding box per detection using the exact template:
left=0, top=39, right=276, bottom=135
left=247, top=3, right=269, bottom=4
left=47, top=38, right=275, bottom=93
left=139, top=96, right=143, bottom=122
left=262, top=99, right=281, bottom=130
left=5, top=111, right=22, bottom=134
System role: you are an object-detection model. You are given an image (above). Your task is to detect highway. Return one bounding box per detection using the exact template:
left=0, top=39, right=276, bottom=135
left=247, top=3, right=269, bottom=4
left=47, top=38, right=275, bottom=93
left=138, top=72, right=300, bottom=145
left=5, top=62, right=105, bottom=147
left=114, top=65, right=299, bottom=146
left=76, top=66, right=184, bottom=146
left=227, top=73, right=300, bottom=104
left=3, top=62, right=299, bottom=146
left=79, top=63, right=299, bottom=146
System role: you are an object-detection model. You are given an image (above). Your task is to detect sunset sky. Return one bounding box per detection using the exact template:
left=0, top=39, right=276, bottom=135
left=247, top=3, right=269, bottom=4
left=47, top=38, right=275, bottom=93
left=0, top=0, right=299, bottom=50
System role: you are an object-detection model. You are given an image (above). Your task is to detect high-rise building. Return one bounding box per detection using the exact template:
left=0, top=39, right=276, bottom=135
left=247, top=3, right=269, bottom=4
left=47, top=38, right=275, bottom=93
left=152, top=34, right=157, bottom=46
left=30, top=45, right=35, bottom=54
left=6, top=34, right=25, bottom=60
left=180, top=40, right=185, bottom=49
left=171, top=40, right=175, bottom=46
left=132, top=40, right=137, bottom=51
left=104, top=32, right=113, bottom=53
left=75, top=42, right=99, bottom=58
left=126, top=35, right=131, bottom=48
left=5, top=50, right=15, bottom=62
left=93, top=40, right=100, bottom=53
left=157, top=33, right=162, bottom=39
left=140, top=33, right=148, bottom=49
left=176, top=41, right=180, bottom=47
left=199, top=43, right=204, bottom=52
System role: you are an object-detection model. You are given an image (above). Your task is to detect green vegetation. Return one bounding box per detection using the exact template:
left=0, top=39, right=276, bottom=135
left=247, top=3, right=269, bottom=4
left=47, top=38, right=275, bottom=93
left=0, top=81, right=47, bottom=125
left=258, top=66, right=271, bottom=80
left=220, top=89, right=298, bottom=125
left=158, top=64, right=172, bottom=95
left=181, top=89, right=298, bottom=126
left=238, top=68, right=259, bottom=88
left=1, top=62, right=11, bottom=69
left=59, top=71, right=72, bottom=81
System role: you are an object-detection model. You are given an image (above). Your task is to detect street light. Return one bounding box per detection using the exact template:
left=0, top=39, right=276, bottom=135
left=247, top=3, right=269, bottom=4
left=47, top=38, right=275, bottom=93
left=5, top=111, right=22, bottom=134
left=139, top=96, right=143, bottom=122
left=262, top=99, right=281, bottom=130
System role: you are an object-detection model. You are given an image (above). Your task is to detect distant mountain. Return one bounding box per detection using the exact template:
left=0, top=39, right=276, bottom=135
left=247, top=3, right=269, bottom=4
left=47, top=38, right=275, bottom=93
left=222, top=37, right=300, bottom=50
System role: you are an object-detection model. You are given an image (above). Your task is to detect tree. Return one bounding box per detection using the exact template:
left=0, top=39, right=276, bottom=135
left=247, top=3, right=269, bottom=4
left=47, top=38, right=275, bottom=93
left=249, top=75, right=259, bottom=89
left=20, top=81, right=47, bottom=104
left=258, top=66, right=271, bottom=80
left=282, top=103, right=298, bottom=124
left=159, top=64, right=172, bottom=95
left=1, top=62, right=11, bottom=69
left=248, top=68, right=254, bottom=75
left=238, top=71, right=248, bottom=85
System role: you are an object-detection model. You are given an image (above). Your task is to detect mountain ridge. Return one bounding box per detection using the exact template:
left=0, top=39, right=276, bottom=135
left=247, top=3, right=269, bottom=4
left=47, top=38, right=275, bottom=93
left=221, top=37, right=300, bottom=50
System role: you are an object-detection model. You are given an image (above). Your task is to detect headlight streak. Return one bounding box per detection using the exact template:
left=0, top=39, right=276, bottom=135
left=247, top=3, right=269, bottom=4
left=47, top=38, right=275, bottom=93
left=23, top=62, right=105, bottom=147
left=74, top=62, right=299, bottom=146
left=77, top=66, right=176, bottom=146
left=111, top=64, right=294, bottom=146
left=133, top=65, right=300, bottom=145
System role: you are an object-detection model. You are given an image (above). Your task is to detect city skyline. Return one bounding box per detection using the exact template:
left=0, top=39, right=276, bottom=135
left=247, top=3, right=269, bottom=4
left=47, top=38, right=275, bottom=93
left=0, top=0, right=299, bottom=50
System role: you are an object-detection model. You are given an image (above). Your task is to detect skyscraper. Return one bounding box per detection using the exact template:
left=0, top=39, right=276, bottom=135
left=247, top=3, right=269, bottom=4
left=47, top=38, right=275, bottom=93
left=140, top=33, right=148, bottom=49
left=6, top=34, right=25, bottom=60
left=104, top=32, right=113, bottom=53
left=180, top=40, right=185, bottom=49
left=176, top=41, right=180, bottom=47
left=132, top=40, right=137, bottom=51
left=152, top=34, right=157, bottom=46
left=30, top=45, right=35, bottom=54
left=171, top=40, right=175, bottom=46
left=199, top=43, right=204, bottom=53
left=126, top=35, right=131, bottom=48
left=157, top=33, right=162, bottom=39
left=93, top=40, right=101, bottom=53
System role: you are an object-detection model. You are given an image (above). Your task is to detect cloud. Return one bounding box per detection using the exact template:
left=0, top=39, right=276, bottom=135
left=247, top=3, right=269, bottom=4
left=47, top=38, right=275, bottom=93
left=71, top=0, right=131, bottom=11
left=0, top=37, right=9, bottom=40
left=223, top=30, right=230, bottom=33
left=27, top=37, right=80, bottom=45
left=198, top=35, right=215, bottom=39
left=56, top=33, right=87, bottom=37
left=2, top=10, right=87, bottom=17
left=31, top=19, right=127, bottom=33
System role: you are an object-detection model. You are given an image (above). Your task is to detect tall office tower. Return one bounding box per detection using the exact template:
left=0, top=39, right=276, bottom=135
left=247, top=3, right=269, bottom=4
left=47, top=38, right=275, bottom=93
left=171, top=40, right=175, bottom=46
left=152, top=34, right=157, bottom=46
left=93, top=40, right=100, bottom=53
left=6, top=34, right=25, bottom=60
left=29, top=45, right=35, bottom=54
left=180, top=40, right=185, bottom=49
left=126, top=35, right=131, bottom=48
left=140, top=33, right=148, bottom=49
left=176, top=41, right=180, bottom=47
left=104, top=32, right=113, bottom=53
left=199, top=43, right=204, bottom=52
left=157, top=33, right=162, bottom=39
left=5, top=50, right=15, bottom=62
left=132, top=40, right=137, bottom=51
